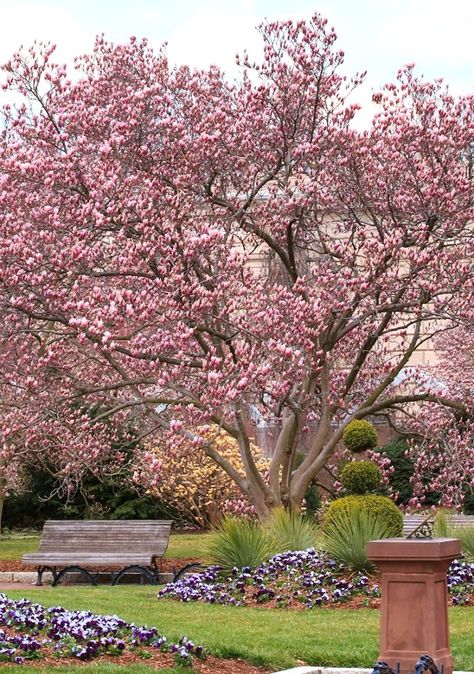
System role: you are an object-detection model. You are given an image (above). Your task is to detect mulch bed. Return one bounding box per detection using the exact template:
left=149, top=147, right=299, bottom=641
left=1, top=650, right=271, bottom=673
left=0, top=558, right=200, bottom=574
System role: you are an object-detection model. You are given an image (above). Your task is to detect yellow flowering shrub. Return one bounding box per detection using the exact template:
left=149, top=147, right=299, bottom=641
left=141, top=427, right=270, bottom=528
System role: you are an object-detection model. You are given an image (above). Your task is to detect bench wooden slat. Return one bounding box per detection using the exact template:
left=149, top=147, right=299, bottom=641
left=23, top=554, right=159, bottom=566
left=22, top=520, right=173, bottom=584
left=402, top=513, right=474, bottom=536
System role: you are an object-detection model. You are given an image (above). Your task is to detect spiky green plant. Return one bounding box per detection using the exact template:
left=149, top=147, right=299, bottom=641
left=266, top=508, right=320, bottom=552
left=433, top=509, right=450, bottom=538
left=434, top=510, right=474, bottom=562
left=320, top=506, right=394, bottom=572
left=204, top=516, right=276, bottom=571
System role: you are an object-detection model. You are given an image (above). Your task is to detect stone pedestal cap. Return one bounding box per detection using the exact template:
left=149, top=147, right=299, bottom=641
left=367, top=537, right=461, bottom=562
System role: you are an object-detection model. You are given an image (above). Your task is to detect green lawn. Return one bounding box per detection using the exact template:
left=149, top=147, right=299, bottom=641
left=0, top=531, right=212, bottom=561
left=4, top=586, right=474, bottom=672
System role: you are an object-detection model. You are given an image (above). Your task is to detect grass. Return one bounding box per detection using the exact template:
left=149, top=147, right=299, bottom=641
left=0, top=531, right=212, bottom=561
left=3, top=586, right=474, bottom=671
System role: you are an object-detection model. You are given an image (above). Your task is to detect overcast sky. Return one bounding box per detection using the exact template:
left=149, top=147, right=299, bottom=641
left=0, top=0, right=472, bottom=123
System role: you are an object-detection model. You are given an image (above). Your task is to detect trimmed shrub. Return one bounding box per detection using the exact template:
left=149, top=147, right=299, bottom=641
left=342, top=420, right=378, bottom=453
left=340, top=460, right=381, bottom=494
left=321, top=506, right=395, bottom=572
left=204, top=516, right=276, bottom=571
left=266, top=508, right=319, bottom=552
left=324, top=494, right=403, bottom=537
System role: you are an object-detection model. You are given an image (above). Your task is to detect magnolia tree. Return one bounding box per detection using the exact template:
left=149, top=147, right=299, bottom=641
left=1, top=16, right=474, bottom=519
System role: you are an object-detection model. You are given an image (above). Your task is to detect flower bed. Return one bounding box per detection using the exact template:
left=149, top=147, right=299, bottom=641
left=159, top=549, right=474, bottom=609
left=0, top=593, right=203, bottom=667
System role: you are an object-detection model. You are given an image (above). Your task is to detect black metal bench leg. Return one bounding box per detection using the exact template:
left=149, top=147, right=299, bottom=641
left=173, top=562, right=205, bottom=582
left=36, top=566, right=45, bottom=586
left=36, top=566, right=57, bottom=586
left=112, top=565, right=157, bottom=586
left=53, top=566, right=97, bottom=587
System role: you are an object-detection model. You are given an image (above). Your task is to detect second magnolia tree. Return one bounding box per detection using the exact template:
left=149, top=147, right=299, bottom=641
left=0, top=15, right=473, bottom=518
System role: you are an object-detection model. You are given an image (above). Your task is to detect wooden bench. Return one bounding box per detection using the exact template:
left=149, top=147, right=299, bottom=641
left=22, top=520, right=172, bottom=586
left=403, top=513, right=474, bottom=538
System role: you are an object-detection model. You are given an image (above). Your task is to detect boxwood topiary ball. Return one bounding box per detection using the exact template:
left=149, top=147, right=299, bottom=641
left=324, top=494, right=403, bottom=537
left=340, top=460, right=381, bottom=494
left=342, top=420, right=378, bottom=453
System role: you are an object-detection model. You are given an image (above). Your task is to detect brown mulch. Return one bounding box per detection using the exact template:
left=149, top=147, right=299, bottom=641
left=0, top=560, right=28, bottom=572
left=2, top=651, right=271, bottom=672
left=0, top=558, right=200, bottom=574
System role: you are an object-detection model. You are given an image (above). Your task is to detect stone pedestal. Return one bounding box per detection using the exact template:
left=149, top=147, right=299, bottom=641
left=367, top=538, right=460, bottom=674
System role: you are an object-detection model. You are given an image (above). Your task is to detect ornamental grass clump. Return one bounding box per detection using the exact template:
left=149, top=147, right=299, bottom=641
left=204, top=516, right=276, bottom=571
left=435, top=510, right=474, bottom=562
left=321, top=507, right=394, bottom=572
left=266, top=508, right=320, bottom=552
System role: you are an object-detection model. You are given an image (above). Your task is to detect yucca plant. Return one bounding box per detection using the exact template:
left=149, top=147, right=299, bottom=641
left=266, top=507, right=320, bottom=552
left=320, top=506, right=394, bottom=572
left=434, top=510, right=474, bottom=562
left=204, top=516, right=276, bottom=571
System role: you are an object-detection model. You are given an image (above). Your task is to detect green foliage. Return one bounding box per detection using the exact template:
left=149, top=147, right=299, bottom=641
left=374, top=439, right=413, bottom=504
left=340, top=461, right=381, bottom=495
left=3, top=467, right=168, bottom=529
left=266, top=508, right=319, bottom=552
left=374, top=438, right=442, bottom=506
left=321, top=506, right=395, bottom=572
left=204, top=516, right=276, bottom=571
left=463, top=493, right=474, bottom=515
left=324, top=494, right=403, bottom=537
left=456, top=527, right=474, bottom=562
left=303, top=484, right=322, bottom=515
left=434, top=511, right=474, bottom=562
left=342, top=420, right=378, bottom=453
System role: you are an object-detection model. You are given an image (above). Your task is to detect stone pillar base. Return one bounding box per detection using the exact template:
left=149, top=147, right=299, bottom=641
left=367, top=538, right=461, bottom=674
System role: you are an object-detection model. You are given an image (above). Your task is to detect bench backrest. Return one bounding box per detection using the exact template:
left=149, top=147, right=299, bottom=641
left=38, top=520, right=173, bottom=557
left=403, top=513, right=474, bottom=536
